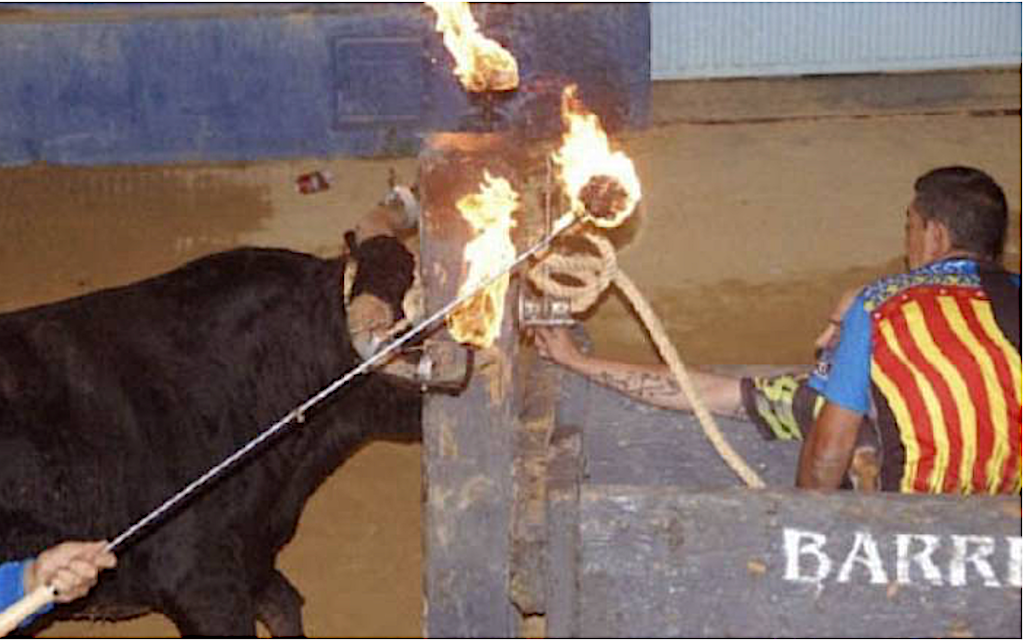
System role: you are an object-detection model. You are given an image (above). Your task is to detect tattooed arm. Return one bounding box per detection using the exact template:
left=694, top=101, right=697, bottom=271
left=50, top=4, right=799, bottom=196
left=533, top=327, right=744, bottom=417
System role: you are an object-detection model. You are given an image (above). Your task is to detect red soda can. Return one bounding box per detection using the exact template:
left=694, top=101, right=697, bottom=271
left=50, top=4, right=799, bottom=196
left=295, top=170, right=332, bottom=194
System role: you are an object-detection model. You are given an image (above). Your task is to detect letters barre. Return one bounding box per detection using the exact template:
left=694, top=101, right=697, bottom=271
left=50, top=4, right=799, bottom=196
left=569, top=487, right=1021, bottom=638
left=782, top=528, right=1021, bottom=588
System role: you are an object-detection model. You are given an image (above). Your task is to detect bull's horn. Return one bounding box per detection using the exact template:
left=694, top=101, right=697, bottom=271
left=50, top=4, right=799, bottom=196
left=384, top=185, right=421, bottom=230
left=351, top=330, right=384, bottom=362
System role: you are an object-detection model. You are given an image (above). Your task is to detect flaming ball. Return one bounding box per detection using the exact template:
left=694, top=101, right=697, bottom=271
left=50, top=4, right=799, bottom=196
left=552, top=85, right=641, bottom=230
left=425, top=0, right=519, bottom=93
left=579, top=175, right=631, bottom=224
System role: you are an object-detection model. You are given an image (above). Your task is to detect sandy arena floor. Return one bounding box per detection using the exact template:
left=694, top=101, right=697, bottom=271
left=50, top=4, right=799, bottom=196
left=0, top=72, right=1019, bottom=638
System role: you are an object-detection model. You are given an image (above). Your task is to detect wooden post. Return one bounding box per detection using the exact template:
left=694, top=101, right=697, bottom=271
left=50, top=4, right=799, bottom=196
left=418, top=132, right=528, bottom=638
left=543, top=424, right=583, bottom=638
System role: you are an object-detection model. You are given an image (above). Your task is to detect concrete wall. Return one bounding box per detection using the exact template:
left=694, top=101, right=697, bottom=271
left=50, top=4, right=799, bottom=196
left=652, top=2, right=1023, bottom=80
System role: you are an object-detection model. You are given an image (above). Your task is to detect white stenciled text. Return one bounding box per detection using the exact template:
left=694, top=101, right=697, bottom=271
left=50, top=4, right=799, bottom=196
left=782, top=528, right=1022, bottom=588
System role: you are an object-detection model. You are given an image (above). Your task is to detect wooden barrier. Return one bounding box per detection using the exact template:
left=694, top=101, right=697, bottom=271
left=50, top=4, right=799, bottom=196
left=547, top=366, right=1022, bottom=638
left=564, top=487, right=1020, bottom=638
left=418, top=176, right=1021, bottom=638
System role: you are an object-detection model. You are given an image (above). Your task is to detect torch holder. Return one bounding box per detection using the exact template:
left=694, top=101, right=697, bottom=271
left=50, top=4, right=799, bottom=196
left=382, top=338, right=473, bottom=394
left=518, top=291, right=575, bottom=327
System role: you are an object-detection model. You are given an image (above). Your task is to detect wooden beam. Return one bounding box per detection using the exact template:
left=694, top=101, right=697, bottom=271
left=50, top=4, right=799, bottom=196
left=544, top=424, right=583, bottom=638
left=418, top=132, right=526, bottom=638
left=510, top=351, right=561, bottom=637
left=571, top=487, right=1021, bottom=638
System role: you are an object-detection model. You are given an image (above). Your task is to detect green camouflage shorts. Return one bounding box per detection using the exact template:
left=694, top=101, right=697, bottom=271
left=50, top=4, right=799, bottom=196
left=739, top=373, right=825, bottom=441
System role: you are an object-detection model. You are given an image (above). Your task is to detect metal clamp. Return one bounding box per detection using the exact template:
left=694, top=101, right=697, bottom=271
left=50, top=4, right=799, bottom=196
left=518, top=290, right=575, bottom=327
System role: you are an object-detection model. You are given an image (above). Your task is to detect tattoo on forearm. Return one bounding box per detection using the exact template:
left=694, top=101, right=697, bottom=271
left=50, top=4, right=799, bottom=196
left=594, top=370, right=682, bottom=403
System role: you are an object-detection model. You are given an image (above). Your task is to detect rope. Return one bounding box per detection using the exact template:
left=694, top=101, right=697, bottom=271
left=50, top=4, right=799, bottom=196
left=527, top=230, right=616, bottom=313
left=529, top=228, right=766, bottom=489
left=611, top=270, right=766, bottom=489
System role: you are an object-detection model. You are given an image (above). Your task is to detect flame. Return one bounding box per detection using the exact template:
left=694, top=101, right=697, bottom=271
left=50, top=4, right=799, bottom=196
left=425, top=1, right=519, bottom=92
left=448, top=171, right=520, bottom=348
left=551, top=85, right=641, bottom=228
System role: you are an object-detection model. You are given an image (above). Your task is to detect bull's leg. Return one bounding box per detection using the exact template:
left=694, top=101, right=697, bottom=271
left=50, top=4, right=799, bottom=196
left=164, top=587, right=256, bottom=637
left=159, top=560, right=258, bottom=637
left=255, top=569, right=306, bottom=638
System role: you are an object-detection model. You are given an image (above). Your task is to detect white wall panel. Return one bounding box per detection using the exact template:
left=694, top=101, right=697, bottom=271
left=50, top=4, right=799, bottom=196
left=651, top=2, right=1022, bottom=80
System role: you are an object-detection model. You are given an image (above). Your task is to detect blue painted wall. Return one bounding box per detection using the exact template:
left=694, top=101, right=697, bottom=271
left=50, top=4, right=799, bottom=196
left=0, top=3, right=650, bottom=166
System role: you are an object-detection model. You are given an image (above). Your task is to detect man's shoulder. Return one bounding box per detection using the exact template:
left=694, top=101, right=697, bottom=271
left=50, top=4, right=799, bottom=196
left=860, top=260, right=982, bottom=311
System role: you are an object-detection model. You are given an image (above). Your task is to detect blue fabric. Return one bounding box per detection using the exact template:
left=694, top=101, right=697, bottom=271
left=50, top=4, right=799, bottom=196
left=807, top=344, right=837, bottom=394
left=0, top=558, right=54, bottom=628
left=806, top=314, right=847, bottom=394
left=821, top=291, right=873, bottom=413
left=0, top=559, right=28, bottom=613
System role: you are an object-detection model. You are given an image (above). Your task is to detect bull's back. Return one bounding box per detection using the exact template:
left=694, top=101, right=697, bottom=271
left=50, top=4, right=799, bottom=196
left=0, top=248, right=354, bottom=557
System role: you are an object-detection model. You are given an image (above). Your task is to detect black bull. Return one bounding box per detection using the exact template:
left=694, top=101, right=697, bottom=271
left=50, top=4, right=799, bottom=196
left=0, top=240, right=421, bottom=637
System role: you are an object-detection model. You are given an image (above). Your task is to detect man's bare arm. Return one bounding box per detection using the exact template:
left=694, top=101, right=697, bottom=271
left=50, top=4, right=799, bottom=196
left=534, top=327, right=744, bottom=416
left=593, top=365, right=685, bottom=405
left=797, top=401, right=861, bottom=489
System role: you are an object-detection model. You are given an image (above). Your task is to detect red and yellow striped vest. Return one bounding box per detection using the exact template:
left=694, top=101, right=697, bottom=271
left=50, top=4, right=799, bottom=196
left=870, top=283, right=1021, bottom=494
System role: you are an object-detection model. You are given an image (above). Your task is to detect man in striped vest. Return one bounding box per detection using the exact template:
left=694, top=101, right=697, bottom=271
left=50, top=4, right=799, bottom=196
left=798, top=166, right=1021, bottom=493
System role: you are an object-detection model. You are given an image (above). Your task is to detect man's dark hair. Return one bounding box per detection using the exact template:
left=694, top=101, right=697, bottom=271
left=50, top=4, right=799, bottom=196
left=913, top=166, right=1008, bottom=260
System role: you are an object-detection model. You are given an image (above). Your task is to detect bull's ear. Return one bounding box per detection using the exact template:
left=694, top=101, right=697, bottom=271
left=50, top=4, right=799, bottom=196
left=350, top=235, right=416, bottom=323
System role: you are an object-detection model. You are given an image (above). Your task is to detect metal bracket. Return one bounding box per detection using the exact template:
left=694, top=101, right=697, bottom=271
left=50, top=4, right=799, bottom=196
left=517, top=152, right=576, bottom=329
left=518, top=291, right=575, bottom=327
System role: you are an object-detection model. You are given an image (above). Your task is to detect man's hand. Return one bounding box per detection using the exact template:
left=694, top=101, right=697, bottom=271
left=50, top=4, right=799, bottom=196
left=534, top=327, right=585, bottom=369
left=24, top=541, right=117, bottom=603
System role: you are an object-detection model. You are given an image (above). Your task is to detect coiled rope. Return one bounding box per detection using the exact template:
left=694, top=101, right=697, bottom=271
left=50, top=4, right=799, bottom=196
left=528, top=228, right=766, bottom=489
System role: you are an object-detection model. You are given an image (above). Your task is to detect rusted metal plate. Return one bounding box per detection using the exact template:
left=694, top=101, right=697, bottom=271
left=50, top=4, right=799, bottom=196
left=573, top=487, right=1022, bottom=638
left=509, top=350, right=560, bottom=636
left=544, top=425, right=584, bottom=639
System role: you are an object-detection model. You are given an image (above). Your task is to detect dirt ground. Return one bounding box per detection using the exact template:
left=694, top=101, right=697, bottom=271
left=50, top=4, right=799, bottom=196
left=0, top=71, right=1019, bottom=638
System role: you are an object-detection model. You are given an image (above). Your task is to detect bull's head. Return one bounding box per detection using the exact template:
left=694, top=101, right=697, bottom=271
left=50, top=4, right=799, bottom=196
left=344, top=177, right=470, bottom=393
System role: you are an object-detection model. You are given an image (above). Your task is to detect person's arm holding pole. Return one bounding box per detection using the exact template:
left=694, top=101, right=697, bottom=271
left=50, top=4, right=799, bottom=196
left=0, top=541, right=116, bottom=636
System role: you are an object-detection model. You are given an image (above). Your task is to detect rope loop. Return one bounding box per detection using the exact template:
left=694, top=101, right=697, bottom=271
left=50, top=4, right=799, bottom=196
left=527, top=225, right=766, bottom=489
left=527, top=229, right=617, bottom=313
